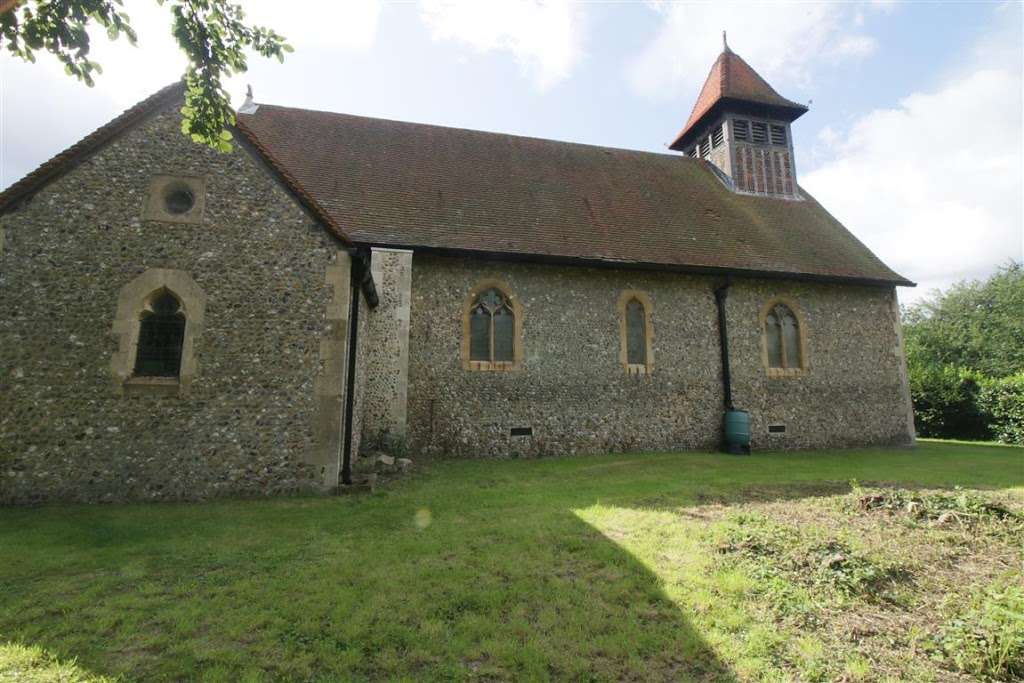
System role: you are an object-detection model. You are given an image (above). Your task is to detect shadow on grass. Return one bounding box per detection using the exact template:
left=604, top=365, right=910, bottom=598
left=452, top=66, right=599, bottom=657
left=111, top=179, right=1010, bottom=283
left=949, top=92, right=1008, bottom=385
left=0, top=493, right=738, bottom=680
left=1, top=442, right=1021, bottom=680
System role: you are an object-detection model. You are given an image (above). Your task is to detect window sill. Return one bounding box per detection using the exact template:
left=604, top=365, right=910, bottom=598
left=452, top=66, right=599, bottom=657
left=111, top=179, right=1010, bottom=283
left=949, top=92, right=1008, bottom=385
left=123, top=376, right=181, bottom=396
left=766, top=367, right=805, bottom=379
left=467, top=360, right=518, bottom=372
left=625, top=363, right=650, bottom=376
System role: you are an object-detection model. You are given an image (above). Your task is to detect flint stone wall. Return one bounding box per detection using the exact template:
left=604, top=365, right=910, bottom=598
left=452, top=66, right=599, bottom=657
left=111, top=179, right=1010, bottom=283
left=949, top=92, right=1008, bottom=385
left=359, top=249, right=412, bottom=457
left=405, top=254, right=914, bottom=457
left=0, top=106, right=343, bottom=503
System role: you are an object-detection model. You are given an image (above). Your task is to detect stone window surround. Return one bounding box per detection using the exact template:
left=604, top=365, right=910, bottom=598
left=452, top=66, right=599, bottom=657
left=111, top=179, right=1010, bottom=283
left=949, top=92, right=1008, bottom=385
left=759, top=296, right=808, bottom=378
left=111, top=268, right=207, bottom=396
left=461, top=279, right=524, bottom=372
left=143, top=175, right=207, bottom=224
left=617, top=290, right=655, bottom=376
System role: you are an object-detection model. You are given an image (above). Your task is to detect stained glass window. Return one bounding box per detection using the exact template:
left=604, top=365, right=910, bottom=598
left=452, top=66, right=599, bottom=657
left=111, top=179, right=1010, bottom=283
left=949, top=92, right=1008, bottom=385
left=134, top=291, right=185, bottom=377
left=625, top=299, right=646, bottom=365
left=468, top=288, right=515, bottom=364
left=765, top=303, right=801, bottom=370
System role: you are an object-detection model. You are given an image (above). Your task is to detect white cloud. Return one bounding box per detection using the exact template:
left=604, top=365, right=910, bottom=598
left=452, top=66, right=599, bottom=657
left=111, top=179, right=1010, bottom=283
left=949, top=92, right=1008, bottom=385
left=802, top=18, right=1023, bottom=304
left=418, top=0, right=584, bottom=90
left=832, top=35, right=878, bottom=59
left=628, top=2, right=879, bottom=98
left=241, top=0, right=381, bottom=52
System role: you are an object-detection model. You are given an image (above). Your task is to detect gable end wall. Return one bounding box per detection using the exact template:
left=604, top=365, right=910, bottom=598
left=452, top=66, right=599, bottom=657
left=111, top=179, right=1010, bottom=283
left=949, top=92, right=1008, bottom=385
left=0, top=106, right=348, bottom=503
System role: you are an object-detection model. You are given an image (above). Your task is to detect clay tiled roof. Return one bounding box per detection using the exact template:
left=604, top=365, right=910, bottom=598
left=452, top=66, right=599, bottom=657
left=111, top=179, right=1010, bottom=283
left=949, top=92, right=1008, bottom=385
left=2, top=83, right=909, bottom=286
left=669, top=47, right=808, bottom=151
left=240, top=105, right=910, bottom=286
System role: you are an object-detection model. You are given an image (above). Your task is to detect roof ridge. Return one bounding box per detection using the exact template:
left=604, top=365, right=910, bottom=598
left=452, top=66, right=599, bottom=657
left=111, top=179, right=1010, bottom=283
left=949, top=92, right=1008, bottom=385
left=720, top=50, right=731, bottom=96
left=726, top=51, right=802, bottom=109
left=243, top=103, right=690, bottom=161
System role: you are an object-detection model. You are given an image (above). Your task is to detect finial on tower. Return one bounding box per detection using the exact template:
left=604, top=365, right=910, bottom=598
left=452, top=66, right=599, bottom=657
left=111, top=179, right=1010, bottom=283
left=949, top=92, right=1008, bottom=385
left=722, top=30, right=730, bottom=52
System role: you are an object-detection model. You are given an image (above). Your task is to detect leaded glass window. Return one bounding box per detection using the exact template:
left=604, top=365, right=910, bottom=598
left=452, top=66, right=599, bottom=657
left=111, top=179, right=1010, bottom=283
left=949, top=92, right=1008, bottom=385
left=469, top=288, right=515, bottom=364
left=625, top=298, right=647, bottom=365
left=764, top=303, right=801, bottom=370
left=134, top=291, right=185, bottom=377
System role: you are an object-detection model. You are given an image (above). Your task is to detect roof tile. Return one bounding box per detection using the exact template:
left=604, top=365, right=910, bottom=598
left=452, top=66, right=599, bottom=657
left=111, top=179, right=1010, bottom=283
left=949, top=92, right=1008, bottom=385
left=240, top=105, right=910, bottom=285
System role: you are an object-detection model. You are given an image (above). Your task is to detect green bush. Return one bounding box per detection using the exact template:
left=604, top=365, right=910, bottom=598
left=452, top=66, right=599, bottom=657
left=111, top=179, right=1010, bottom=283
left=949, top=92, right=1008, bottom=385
left=909, top=364, right=990, bottom=440
left=978, top=374, right=1024, bottom=445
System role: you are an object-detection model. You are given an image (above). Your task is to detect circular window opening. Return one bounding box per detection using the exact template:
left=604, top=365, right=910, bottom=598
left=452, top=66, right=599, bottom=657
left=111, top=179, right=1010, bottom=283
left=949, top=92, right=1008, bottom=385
left=163, top=186, right=195, bottom=215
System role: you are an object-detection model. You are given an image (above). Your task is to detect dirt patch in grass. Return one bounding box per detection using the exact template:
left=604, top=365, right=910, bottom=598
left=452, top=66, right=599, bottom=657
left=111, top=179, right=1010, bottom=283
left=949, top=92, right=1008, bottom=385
left=701, top=486, right=1023, bottom=682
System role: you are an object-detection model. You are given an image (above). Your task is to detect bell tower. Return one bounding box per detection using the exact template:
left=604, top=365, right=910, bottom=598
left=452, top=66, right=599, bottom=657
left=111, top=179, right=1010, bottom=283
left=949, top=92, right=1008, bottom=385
left=670, top=34, right=808, bottom=198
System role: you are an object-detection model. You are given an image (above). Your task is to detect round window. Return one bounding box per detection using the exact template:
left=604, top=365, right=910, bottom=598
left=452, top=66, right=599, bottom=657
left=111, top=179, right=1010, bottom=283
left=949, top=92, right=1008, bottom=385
left=163, top=186, right=195, bottom=215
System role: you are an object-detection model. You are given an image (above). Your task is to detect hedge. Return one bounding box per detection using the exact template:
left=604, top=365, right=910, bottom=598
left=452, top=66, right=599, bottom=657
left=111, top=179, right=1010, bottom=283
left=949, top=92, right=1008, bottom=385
left=909, top=365, right=989, bottom=440
left=978, top=374, right=1024, bottom=446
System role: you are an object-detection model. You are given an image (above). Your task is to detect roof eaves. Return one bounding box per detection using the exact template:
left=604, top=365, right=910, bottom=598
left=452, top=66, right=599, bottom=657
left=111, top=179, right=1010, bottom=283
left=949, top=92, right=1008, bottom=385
left=351, top=241, right=915, bottom=287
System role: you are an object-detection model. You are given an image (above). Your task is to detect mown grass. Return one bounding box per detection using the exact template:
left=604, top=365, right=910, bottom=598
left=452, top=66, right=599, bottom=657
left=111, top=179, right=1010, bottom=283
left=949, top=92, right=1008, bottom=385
left=1, top=442, right=1021, bottom=681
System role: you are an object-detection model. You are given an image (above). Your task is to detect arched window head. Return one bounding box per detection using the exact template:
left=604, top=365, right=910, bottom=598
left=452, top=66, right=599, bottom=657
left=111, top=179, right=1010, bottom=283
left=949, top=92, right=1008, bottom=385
left=470, top=288, right=514, bottom=363
left=134, top=290, right=186, bottom=378
left=763, top=302, right=803, bottom=373
left=618, top=291, right=654, bottom=375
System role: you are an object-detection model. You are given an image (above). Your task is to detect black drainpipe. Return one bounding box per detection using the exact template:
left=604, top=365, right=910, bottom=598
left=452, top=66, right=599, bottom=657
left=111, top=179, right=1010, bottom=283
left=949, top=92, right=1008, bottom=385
left=340, top=276, right=360, bottom=486
left=340, top=250, right=374, bottom=487
left=714, top=280, right=734, bottom=411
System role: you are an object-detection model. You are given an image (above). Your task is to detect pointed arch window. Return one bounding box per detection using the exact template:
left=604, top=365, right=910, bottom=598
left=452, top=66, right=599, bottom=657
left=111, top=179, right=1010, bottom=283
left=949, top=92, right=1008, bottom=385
left=762, top=301, right=805, bottom=376
left=463, top=284, right=522, bottom=371
left=618, top=291, right=654, bottom=375
left=111, top=269, right=206, bottom=396
left=134, top=291, right=186, bottom=377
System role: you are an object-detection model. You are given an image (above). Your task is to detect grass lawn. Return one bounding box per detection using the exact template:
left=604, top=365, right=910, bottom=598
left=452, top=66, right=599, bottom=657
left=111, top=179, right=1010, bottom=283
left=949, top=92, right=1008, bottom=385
left=2, top=441, right=1022, bottom=682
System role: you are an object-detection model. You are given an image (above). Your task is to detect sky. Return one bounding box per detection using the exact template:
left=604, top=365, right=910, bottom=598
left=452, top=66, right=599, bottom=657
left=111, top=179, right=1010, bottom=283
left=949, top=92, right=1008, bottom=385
left=1, top=0, right=1021, bottom=305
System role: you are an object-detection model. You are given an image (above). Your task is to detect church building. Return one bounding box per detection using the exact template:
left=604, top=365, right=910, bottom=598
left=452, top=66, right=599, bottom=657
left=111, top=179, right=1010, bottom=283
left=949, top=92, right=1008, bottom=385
left=0, top=43, right=916, bottom=502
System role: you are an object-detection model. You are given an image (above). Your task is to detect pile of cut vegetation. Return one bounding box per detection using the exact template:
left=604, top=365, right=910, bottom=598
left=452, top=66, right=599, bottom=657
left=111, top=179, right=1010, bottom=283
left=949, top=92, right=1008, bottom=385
left=854, top=485, right=1021, bottom=530
left=708, top=486, right=1023, bottom=681
left=715, top=513, right=912, bottom=603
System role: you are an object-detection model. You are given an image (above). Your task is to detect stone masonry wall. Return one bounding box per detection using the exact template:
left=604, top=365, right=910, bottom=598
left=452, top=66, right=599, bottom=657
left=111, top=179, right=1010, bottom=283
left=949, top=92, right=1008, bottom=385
left=359, top=248, right=413, bottom=457
left=0, top=104, right=345, bottom=503
left=406, top=254, right=914, bottom=458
